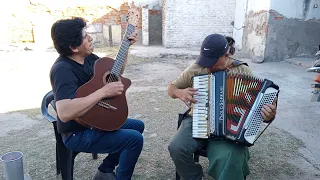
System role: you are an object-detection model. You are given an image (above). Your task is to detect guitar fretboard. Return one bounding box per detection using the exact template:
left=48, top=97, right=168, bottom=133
left=111, top=24, right=135, bottom=77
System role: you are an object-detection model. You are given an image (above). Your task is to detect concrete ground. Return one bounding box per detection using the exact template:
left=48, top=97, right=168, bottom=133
left=0, top=44, right=320, bottom=180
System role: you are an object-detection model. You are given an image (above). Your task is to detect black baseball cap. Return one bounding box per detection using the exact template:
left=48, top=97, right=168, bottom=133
left=196, top=34, right=229, bottom=68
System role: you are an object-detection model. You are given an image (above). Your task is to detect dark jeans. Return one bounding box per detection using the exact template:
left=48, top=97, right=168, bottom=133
left=168, top=116, right=207, bottom=180
left=63, top=118, right=144, bottom=180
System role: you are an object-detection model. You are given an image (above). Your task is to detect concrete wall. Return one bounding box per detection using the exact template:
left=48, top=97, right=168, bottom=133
left=162, top=0, right=236, bottom=47
left=141, top=8, right=162, bottom=46
left=239, top=0, right=320, bottom=62
left=265, top=0, right=320, bottom=61
left=128, top=0, right=162, bottom=45
left=96, top=24, right=123, bottom=46
left=270, top=0, right=320, bottom=20
left=149, top=9, right=162, bottom=45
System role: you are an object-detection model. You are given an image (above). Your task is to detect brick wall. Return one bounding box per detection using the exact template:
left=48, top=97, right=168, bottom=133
left=162, top=0, right=236, bottom=47
left=2, top=1, right=143, bottom=45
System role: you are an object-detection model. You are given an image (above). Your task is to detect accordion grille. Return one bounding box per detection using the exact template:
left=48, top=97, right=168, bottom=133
left=244, top=90, right=278, bottom=137
left=225, top=74, right=264, bottom=139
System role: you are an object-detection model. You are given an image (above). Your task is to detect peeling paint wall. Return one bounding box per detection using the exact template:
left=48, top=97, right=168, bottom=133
left=265, top=0, right=320, bottom=61
left=241, top=0, right=270, bottom=62
left=241, top=0, right=320, bottom=62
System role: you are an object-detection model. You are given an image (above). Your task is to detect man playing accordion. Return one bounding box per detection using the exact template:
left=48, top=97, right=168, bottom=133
left=167, top=34, right=277, bottom=180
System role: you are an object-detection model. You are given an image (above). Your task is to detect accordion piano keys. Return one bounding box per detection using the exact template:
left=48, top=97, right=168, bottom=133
left=192, top=75, right=211, bottom=138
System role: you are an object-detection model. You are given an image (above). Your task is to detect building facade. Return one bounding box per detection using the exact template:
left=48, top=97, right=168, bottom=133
left=2, top=0, right=320, bottom=62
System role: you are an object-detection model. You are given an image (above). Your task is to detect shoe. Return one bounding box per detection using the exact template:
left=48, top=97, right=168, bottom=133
left=91, top=169, right=116, bottom=180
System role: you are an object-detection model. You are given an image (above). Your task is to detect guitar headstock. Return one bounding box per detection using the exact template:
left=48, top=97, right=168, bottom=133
left=126, top=8, right=140, bottom=31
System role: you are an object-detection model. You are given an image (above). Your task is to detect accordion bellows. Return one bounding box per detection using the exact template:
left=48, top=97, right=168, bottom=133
left=192, top=71, right=279, bottom=146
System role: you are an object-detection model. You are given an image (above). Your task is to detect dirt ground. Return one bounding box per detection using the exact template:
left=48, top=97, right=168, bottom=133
left=0, top=45, right=319, bottom=180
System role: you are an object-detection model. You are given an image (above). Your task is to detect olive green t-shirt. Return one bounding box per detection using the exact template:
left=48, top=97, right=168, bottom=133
left=171, top=59, right=253, bottom=89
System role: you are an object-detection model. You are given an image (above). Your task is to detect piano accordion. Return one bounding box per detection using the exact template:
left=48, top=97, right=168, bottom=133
left=192, top=71, right=279, bottom=146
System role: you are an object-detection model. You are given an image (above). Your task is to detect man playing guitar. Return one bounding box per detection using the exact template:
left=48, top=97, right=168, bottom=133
left=50, top=17, right=144, bottom=180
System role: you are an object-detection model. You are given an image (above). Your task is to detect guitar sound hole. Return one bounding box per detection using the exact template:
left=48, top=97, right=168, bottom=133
left=106, top=73, right=119, bottom=83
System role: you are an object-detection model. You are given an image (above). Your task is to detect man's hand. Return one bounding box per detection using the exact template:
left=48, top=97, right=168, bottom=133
left=177, top=88, right=198, bottom=107
left=99, top=81, right=124, bottom=98
left=261, top=98, right=277, bottom=122
left=128, top=29, right=138, bottom=45
left=55, top=81, right=124, bottom=122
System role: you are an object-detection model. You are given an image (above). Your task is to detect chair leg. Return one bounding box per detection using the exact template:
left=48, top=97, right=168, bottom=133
left=53, top=123, right=61, bottom=175
left=175, top=171, right=181, bottom=180
left=68, top=151, right=79, bottom=180
left=56, top=140, right=70, bottom=180
left=92, top=153, right=98, bottom=160
left=57, top=143, right=68, bottom=179
left=56, top=140, right=79, bottom=180
left=56, top=143, right=61, bottom=175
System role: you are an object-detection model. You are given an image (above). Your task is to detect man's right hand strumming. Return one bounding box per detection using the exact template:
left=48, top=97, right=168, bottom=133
left=98, top=81, right=124, bottom=98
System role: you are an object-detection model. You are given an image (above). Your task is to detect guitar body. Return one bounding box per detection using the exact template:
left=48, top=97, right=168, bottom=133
left=75, top=57, right=131, bottom=131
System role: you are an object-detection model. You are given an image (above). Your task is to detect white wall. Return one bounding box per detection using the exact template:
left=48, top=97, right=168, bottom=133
left=163, top=0, right=236, bottom=48
left=232, top=0, right=247, bottom=50
left=142, top=7, right=149, bottom=45
left=247, top=0, right=270, bottom=11
left=127, top=0, right=162, bottom=9
left=270, top=0, right=320, bottom=20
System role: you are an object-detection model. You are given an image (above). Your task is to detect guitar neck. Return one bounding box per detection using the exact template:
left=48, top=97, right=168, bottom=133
left=111, top=24, right=135, bottom=77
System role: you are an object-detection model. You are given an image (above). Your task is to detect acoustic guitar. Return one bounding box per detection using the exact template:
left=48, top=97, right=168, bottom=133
left=75, top=8, right=140, bottom=131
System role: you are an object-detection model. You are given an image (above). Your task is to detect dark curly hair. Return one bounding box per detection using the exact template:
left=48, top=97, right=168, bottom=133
left=226, top=36, right=235, bottom=55
left=51, top=17, right=86, bottom=57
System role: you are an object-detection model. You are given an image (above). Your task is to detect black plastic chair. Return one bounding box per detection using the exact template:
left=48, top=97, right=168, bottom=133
left=41, top=91, right=98, bottom=180
left=175, top=108, right=207, bottom=180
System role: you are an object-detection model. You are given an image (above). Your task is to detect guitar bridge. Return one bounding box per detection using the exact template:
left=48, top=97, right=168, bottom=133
left=98, top=101, right=117, bottom=111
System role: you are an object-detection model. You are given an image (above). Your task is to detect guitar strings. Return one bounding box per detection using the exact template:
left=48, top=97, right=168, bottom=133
left=102, top=24, right=134, bottom=106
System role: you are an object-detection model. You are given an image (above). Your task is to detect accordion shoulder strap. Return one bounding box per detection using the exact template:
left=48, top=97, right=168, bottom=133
left=227, top=58, right=249, bottom=70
